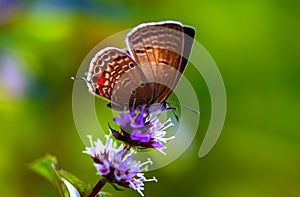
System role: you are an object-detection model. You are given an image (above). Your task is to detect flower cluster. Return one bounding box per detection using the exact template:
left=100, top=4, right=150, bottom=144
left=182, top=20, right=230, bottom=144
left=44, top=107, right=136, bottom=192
left=84, top=107, right=175, bottom=196
left=111, top=108, right=175, bottom=155
left=84, top=135, right=157, bottom=196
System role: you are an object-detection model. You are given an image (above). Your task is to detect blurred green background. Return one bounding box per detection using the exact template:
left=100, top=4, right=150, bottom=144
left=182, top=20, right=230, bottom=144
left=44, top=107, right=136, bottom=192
left=1, top=0, right=300, bottom=196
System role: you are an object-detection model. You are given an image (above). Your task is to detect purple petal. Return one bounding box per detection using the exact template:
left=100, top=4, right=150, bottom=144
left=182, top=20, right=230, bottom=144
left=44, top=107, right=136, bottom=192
left=114, top=169, right=125, bottom=182
left=112, top=151, right=123, bottom=168
left=122, top=170, right=132, bottom=181
left=131, top=129, right=141, bottom=137
left=131, top=129, right=151, bottom=143
left=150, top=141, right=165, bottom=149
left=113, top=117, right=122, bottom=125
left=129, top=107, right=136, bottom=118
left=110, top=127, right=121, bottom=139
left=95, top=160, right=110, bottom=175
left=135, top=112, right=145, bottom=126
left=113, top=113, right=131, bottom=127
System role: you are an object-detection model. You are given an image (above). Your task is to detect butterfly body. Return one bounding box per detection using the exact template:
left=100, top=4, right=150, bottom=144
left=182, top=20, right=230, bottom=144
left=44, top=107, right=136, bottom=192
left=86, top=21, right=195, bottom=111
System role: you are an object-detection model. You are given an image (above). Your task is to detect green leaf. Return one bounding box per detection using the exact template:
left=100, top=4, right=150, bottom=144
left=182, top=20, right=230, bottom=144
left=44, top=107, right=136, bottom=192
left=58, top=169, right=92, bottom=196
left=29, top=154, right=92, bottom=197
left=29, top=154, right=69, bottom=197
left=61, top=177, right=81, bottom=197
left=97, top=192, right=112, bottom=197
left=29, top=154, right=111, bottom=197
left=110, top=183, right=125, bottom=191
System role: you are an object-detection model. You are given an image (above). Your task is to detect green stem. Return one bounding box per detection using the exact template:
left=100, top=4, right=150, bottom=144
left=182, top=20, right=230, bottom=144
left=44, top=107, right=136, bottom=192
left=88, top=178, right=106, bottom=197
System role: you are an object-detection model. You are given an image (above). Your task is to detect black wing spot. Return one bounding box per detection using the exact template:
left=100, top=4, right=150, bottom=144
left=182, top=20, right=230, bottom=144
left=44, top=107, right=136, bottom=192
left=103, top=55, right=109, bottom=60
left=92, top=75, right=99, bottom=83
left=158, top=60, right=169, bottom=65
left=109, top=51, right=116, bottom=57
left=145, top=46, right=152, bottom=50
left=135, top=49, right=145, bottom=54
left=97, top=60, right=103, bottom=66
left=114, top=56, right=122, bottom=62
left=94, top=66, right=100, bottom=73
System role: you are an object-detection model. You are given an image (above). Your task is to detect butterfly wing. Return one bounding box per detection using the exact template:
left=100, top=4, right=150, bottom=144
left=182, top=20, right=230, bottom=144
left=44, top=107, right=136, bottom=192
left=126, top=21, right=195, bottom=103
left=87, top=47, right=150, bottom=110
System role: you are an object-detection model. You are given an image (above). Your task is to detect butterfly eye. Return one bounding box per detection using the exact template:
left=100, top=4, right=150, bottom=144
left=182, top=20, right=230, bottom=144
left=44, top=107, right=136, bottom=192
left=131, top=89, right=136, bottom=95
left=129, top=63, right=135, bottom=68
left=140, top=82, right=145, bottom=87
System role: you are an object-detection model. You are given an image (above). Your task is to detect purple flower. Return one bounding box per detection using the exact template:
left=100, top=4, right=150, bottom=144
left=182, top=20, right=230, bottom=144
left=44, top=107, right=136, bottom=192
left=83, top=135, right=157, bottom=196
left=111, top=107, right=175, bottom=155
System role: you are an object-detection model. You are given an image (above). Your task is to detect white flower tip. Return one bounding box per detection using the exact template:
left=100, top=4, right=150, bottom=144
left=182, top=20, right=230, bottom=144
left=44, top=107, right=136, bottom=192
left=158, top=148, right=167, bottom=155
left=147, top=158, right=153, bottom=165
left=152, top=176, right=158, bottom=182
left=87, top=135, right=94, bottom=145
left=144, top=176, right=158, bottom=183
left=140, top=158, right=154, bottom=169
left=166, top=136, right=176, bottom=141
left=82, top=150, right=88, bottom=154
left=137, top=190, right=144, bottom=196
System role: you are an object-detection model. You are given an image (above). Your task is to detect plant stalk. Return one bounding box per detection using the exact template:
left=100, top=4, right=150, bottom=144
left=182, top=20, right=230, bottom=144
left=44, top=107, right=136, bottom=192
left=88, top=178, right=106, bottom=197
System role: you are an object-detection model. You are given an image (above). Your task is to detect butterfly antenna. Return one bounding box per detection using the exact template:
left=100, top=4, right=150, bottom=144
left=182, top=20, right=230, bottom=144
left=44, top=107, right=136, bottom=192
left=71, top=76, right=89, bottom=86
left=167, top=102, right=200, bottom=115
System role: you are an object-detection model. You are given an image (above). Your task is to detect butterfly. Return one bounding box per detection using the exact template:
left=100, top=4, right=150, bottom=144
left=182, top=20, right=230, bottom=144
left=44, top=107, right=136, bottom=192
left=82, top=21, right=195, bottom=112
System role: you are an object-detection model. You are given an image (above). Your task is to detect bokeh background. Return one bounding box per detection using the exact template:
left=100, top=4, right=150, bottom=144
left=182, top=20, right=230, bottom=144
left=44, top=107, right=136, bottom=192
left=1, top=0, right=300, bottom=196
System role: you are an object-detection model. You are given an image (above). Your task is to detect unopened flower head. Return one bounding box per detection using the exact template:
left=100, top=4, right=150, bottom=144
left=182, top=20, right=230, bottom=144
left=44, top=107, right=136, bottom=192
left=83, top=135, right=157, bottom=196
left=111, top=107, right=175, bottom=155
